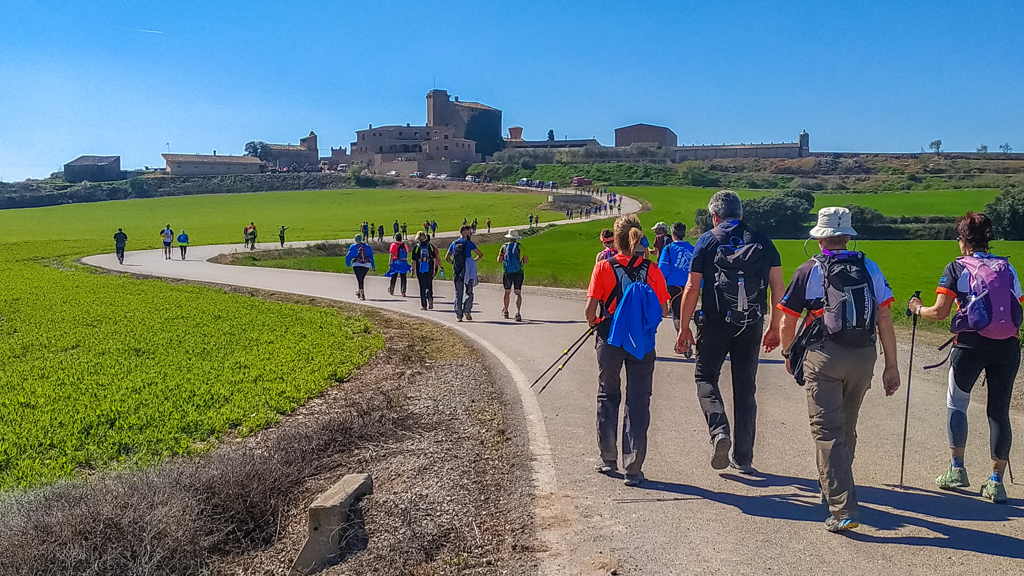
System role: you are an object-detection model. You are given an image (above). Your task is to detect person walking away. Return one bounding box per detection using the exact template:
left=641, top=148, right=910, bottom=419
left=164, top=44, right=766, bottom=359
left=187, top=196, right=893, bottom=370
left=246, top=222, right=258, bottom=250
left=393, top=219, right=400, bottom=239
left=674, top=190, right=785, bottom=473
left=658, top=222, right=695, bottom=332
left=370, top=222, right=376, bottom=241
left=377, top=224, right=385, bottom=243
left=447, top=225, right=483, bottom=321
left=177, top=230, right=189, bottom=260
left=160, top=225, right=174, bottom=260
left=472, top=218, right=478, bottom=233
left=113, top=228, right=128, bottom=264
left=431, top=219, right=438, bottom=236
left=486, top=218, right=492, bottom=234
left=345, top=234, right=375, bottom=300
left=361, top=221, right=369, bottom=240
left=651, top=222, right=670, bottom=260
left=585, top=214, right=670, bottom=486
left=413, top=231, right=440, bottom=310
left=529, top=214, right=534, bottom=228
left=401, top=221, right=408, bottom=236
left=498, top=230, right=528, bottom=321
left=535, top=214, right=541, bottom=226
left=386, top=233, right=412, bottom=297
left=279, top=225, right=288, bottom=247
left=776, top=207, right=901, bottom=532
left=909, top=211, right=1021, bottom=504
left=596, top=228, right=617, bottom=263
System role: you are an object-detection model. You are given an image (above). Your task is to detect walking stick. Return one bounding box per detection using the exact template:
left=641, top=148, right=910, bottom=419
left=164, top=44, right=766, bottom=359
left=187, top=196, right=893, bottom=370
left=1008, top=459, right=1015, bottom=485
left=536, top=328, right=596, bottom=395
left=530, top=325, right=596, bottom=389
left=899, top=290, right=922, bottom=490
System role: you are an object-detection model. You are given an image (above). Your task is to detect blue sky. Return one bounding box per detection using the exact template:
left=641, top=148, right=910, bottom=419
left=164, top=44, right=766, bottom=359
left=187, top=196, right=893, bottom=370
left=1, top=0, right=1021, bottom=181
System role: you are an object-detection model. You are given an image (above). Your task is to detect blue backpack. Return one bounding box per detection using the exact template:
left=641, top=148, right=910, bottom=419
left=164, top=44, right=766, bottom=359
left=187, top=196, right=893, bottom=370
left=417, top=243, right=434, bottom=274
left=502, top=241, right=523, bottom=273
left=604, top=257, right=663, bottom=359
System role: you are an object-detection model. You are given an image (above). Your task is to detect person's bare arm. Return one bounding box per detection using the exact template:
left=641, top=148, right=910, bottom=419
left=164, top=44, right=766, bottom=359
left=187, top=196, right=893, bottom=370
left=762, top=266, right=785, bottom=352
left=909, top=292, right=955, bottom=321
left=585, top=297, right=601, bottom=326
left=673, top=271, right=703, bottom=354
left=779, top=313, right=800, bottom=374
left=876, top=305, right=901, bottom=396
left=496, top=246, right=505, bottom=264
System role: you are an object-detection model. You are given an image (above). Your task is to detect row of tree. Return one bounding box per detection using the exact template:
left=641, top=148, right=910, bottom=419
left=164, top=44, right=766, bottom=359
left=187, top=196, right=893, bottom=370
left=929, top=139, right=1014, bottom=154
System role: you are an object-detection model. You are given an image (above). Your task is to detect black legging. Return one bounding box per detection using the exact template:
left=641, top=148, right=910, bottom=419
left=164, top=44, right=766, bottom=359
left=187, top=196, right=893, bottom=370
left=179, top=246, right=187, bottom=259
left=948, top=340, right=1019, bottom=461
left=417, top=273, right=434, bottom=307
left=354, top=266, right=370, bottom=291
left=389, top=273, right=407, bottom=294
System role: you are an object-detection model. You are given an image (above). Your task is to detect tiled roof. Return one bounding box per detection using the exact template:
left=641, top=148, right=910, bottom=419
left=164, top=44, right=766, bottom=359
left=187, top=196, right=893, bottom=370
left=162, top=154, right=263, bottom=164
left=454, top=101, right=497, bottom=111
left=66, top=155, right=119, bottom=166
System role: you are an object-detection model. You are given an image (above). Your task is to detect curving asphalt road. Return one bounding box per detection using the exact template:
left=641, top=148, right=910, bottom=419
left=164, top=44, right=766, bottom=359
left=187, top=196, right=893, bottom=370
left=82, top=194, right=1023, bottom=575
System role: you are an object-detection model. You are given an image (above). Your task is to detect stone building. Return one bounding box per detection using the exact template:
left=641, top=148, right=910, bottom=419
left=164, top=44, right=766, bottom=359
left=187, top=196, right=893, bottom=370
left=63, top=155, right=122, bottom=183
left=261, top=131, right=319, bottom=171
left=349, top=124, right=479, bottom=174
left=162, top=153, right=263, bottom=176
left=504, top=127, right=600, bottom=149
left=671, top=131, right=810, bottom=161
left=426, top=89, right=503, bottom=157
left=615, top=124, right=678, bottom=148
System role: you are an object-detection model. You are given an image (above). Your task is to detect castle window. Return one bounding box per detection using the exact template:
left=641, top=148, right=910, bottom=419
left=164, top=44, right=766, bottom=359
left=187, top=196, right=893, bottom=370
left=444, top=134, right=449, bottom=140
left=444, top=146, right=449, bottom=151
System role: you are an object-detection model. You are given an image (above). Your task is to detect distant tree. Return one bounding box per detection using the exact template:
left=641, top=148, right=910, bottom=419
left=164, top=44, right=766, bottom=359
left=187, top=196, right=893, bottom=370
left=929, top=139, right=943, bottom=154
left=985, top=189, right=1024, bottom=240
left=244, top=140, right=271, bottom=160
left=977, top=144, right=989, bottom=153
left=999, top=143, right=1014, bottom=154
left=694, top=208, right=712, bottom=234
left=546, top=129, right=555, bottom=141
left=742, top=195, right=813, bottom=237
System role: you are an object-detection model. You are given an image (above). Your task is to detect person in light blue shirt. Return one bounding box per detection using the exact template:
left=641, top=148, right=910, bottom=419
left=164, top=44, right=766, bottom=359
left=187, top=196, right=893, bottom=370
left=657, top=222, right=695, bottom=332
left=176, top=231, right=190, bottom=260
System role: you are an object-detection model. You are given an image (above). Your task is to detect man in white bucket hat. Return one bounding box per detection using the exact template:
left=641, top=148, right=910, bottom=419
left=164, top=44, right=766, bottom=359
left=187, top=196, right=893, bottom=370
left=497, top=229, right=529, bottom=321
left=774, top=206, right=902, bottom=533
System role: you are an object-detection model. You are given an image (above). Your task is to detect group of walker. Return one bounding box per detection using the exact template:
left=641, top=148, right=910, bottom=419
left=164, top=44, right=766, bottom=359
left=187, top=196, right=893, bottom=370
left=580, top=189, right=1020, bottom=533
left=344, top=225, right=529, bottom=322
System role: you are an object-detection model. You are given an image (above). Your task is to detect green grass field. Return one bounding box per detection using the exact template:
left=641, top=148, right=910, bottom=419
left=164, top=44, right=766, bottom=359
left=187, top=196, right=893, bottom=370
left=0, top=187, right=557, bottom=490
left=813, top=188, right=1000, bottom=216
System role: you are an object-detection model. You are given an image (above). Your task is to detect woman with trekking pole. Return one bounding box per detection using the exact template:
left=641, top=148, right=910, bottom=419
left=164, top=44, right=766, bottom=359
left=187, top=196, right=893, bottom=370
left=584, top=214, right=670, bottom=487
left=909, top=212, right=1022, bottom=504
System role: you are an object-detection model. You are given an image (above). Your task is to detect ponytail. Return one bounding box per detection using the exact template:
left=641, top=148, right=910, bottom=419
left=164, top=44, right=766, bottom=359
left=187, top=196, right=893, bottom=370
left=613, top=214, right=646, bottom=257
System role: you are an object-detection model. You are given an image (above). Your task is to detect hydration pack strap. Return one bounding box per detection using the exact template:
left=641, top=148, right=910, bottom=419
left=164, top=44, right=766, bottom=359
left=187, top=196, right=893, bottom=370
left=923, top=336, right=957, bottom=370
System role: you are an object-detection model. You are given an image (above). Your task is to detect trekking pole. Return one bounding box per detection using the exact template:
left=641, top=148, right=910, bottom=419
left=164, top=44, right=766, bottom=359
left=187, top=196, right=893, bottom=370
left=898, top=290, right=922, bottom=490
left=536, top=328, right=596, bottom=395
left=1008, top=459, right=1015, bottom=485
left=529, top=325, right=596, bottom=389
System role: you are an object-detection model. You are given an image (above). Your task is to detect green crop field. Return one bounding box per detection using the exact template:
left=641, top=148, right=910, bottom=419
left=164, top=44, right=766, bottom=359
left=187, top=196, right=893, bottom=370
left=813, top=188, right=1001, bottom=217
left=0, top=187, right=558, bottom=490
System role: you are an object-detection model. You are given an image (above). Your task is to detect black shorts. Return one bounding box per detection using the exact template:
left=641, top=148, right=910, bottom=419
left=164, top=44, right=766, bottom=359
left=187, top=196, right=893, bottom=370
left=503, top=271, right=524, bottom=290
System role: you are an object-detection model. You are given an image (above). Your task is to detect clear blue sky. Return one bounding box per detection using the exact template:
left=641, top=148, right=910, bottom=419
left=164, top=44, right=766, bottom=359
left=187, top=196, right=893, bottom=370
left=1, top=0, right=1021, bottom=181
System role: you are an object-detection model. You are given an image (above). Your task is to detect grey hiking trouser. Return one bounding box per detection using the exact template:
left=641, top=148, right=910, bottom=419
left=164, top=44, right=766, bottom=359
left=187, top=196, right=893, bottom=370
left=803, top=340, right=876, bottom=520
left=454, top=275, right=475, bottom=318
left=596, top=336, right=655, bottom=476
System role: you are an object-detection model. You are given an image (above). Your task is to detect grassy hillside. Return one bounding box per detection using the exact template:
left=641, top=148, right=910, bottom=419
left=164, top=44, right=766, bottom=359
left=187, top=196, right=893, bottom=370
left=0, top=187, right=557, bottom=490
left=813, top=188, right=1000, bottom=217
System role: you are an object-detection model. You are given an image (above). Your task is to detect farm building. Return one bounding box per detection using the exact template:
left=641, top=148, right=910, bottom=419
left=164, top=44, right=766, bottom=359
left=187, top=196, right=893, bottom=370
left=162, top=153, right=263, bottom=176
left=615, top=124, right=678, bottom=148
left=63, top=155, right=122, bottom=183
left=260, top=131, right=319, bottom=171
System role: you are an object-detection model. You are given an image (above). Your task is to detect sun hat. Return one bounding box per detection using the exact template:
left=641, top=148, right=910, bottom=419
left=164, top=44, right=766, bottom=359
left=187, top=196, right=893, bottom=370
left=504, top=229, right=520, bottom=240
left=651, top=221, right=668, bottom=232
left=809, top=207, right=858, bottom=239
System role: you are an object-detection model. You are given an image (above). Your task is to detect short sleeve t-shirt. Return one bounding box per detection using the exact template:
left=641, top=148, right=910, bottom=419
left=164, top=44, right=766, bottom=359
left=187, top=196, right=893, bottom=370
left=778, top=253, right=895, bottom=318
left=937, top=254, right=1024, bottom=348
left=588, top=253, right=671, bottom=316
left=161, top=228, right=174, bottom=243
left=690, top=221, right=781, bottom=319
left=448, top=238, right=478, bottom=277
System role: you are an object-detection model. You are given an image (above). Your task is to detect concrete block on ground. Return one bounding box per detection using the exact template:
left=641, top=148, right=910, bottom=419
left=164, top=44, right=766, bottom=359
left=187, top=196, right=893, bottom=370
left=290, top=473, right=373, bottom=576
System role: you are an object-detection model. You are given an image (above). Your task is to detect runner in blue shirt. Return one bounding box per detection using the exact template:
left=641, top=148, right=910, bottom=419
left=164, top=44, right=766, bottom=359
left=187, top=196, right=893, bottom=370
left=657, top=222, right=695, bottom=332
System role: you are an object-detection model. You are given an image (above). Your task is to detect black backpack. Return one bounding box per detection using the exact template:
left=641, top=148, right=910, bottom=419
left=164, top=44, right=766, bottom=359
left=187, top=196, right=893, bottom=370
left=450, top=240, right=469, bottom=275
left=711, top=226, right=767, bottom=328
left=816, top=251, right=877, bottom=347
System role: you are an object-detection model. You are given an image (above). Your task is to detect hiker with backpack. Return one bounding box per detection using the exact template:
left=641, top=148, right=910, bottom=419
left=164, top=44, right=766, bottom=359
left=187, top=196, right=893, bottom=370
left=176, top=230, right=189, bottom=260
left=498, top=230, right=528, bottom=321
left=775, top=207, right=901, bottom=532
left=377, top=224, right=385, bottom=244
left=446, top=225, right=484, bottom=321
left=412, top=231, right=441, bottom=310
left=585, top=214, right=671, bottom=487
left=674, top=190, right=785, bottom=473
left=345, top=234, right=375, bottom=301
left=596, top=228, right=617, bottom=263
left=386, top=233, right=412, bottom=297
left=651, top=222, right=670, bottom=259
left=909, top=212, right=1021, bottom=504
left=113, top=228, right=128, bottom=265
left=657, top=222, right=695, bottom=333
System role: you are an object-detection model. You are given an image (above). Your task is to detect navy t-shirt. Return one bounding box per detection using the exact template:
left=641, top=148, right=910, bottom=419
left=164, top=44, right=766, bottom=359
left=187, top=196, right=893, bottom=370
left=690, top=220, right=781, bottom=319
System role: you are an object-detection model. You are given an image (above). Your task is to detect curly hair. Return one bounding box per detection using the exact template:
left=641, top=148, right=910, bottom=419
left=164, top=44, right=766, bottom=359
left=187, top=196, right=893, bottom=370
left=955, top=212, right=993, bottom=252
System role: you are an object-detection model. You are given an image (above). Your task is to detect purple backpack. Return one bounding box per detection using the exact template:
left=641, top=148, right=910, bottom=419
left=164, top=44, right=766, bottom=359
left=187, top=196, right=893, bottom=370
left=951, top=255, right=1022, bottom=340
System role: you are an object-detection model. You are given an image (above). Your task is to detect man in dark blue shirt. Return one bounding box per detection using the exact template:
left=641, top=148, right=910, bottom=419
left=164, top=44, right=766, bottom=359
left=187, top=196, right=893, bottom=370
left=675, top=190, right=785, bottom=473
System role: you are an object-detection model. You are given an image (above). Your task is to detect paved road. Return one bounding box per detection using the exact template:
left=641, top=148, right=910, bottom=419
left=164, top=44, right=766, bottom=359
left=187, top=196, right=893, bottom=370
left=83, top=197, right=1023, bottom=575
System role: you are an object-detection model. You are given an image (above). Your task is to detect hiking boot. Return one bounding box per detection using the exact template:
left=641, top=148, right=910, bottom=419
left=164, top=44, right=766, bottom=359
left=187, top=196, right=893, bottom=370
left=464, top=312, right=473, bottom=321
left=935, top=465, right=970, bottom=490
left=594, top=461, right=617, bottom=476
left=729, top=459, right=756, bottom=475
left=457, top=316, right=463, bottom=322
left=710, top=434, right=731, bottom=470
left=624, top=472, right=645, bottom=487
left=980, top=479, right=1008, bottom=503
left=428, top=299, right=434, bottom=310
left=824, top=515, right=859, bottom=533
left=515, top=313, right=523, bottom=322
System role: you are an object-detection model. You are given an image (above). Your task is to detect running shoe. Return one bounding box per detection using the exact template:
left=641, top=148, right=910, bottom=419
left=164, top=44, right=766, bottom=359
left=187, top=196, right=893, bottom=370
left=935, top=465, right=970, bottom=490
left=465, top=312, right=473, bottom=321
left=503, top=309, right=509, bottom=319
left=624, top=472, right=645, bottom=487
left=594, top=461, right=617, bottom=475
left=515, top=313, right=522, bottom=322
left=428, top=300, right=434, bottom=310
left=824, top=516, right=859, bottom=533
left=711, top=434, right=731, bottom=470
left=728, top=459, right=756, bottom=475
left=980, top=479, right=1008, bottom=503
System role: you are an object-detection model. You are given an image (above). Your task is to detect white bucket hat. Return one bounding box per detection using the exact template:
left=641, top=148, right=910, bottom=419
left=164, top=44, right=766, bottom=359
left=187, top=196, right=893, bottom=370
left=504, top=229, right=521, bottom=240
left=651, top=221, right=668, bottom=232
left=809, top=207, right=858, bottom=238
